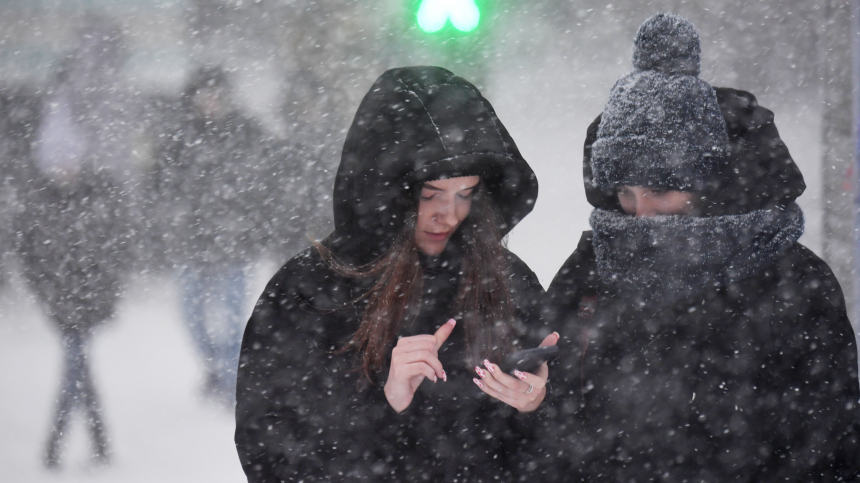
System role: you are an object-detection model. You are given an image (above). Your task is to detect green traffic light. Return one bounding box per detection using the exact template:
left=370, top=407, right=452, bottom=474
left=416, top=0, right=480, bottom=33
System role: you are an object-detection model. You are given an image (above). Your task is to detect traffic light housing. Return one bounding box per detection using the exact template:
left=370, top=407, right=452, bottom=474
left=399, top=0, right=494, bottom=89
left=416, top=0, right=480, bottom=33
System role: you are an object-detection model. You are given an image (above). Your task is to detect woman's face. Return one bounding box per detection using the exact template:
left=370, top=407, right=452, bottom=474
left=617, top=186, right=696, bottom=217
left=415, top=176, right=481, bottom=256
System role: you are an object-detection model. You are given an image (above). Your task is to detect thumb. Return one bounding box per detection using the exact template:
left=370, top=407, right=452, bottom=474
left=535, top=331, right=560, bottom=380
left=539, top=331, right=560, bottom=347
left=434, top=319, right=457, bottom=349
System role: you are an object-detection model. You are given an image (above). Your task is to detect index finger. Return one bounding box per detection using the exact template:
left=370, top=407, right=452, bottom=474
left=434, top=319, right=457, bottom=349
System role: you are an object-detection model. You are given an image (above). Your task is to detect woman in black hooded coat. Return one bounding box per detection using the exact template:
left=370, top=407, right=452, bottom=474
left=541, top=14, right=860, bottom=482
left=235, top=66, right=553, bottom=482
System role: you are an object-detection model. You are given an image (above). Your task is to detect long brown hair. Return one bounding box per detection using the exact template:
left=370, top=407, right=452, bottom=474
left=315, top=182, right=516, bottom=382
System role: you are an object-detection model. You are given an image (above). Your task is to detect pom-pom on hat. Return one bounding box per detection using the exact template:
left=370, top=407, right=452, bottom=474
left=590, top=13, right=728, bottom=192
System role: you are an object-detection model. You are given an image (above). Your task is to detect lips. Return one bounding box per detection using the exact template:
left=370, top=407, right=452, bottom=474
left=424, top=231, right=451, bottom=242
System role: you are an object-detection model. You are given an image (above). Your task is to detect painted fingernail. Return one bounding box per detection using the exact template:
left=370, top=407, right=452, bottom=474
left=473, top=378, right=484, bottom=388
left=475, top=366, right=486, bottom=378
left=483, top=360, right=495, bottom=373
left=433, top=375, right=438, bottom=383
left=447, top=318, right=457, bottom=327
left=514, top=370, right=527, bottom=380
left=441, top=370, right=447, bottom=382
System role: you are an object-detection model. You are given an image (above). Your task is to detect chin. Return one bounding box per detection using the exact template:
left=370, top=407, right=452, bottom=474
left=418, top=241, right=447, bottom=256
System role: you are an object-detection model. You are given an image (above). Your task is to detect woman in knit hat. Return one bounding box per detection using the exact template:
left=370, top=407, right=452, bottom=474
left=541, top=13, right=859, bottom=481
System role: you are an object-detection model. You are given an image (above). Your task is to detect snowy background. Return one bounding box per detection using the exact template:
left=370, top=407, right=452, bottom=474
left=0, top=0, right=849, bottom=481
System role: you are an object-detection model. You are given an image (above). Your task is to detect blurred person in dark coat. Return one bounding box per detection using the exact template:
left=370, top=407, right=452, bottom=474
left=154, top=65, right=267, bottom=406
left=13, top=15, right=140, bottom=468
left=539, top=13, right=860, bottom=481
left=0, top=85, right=36, bottom=290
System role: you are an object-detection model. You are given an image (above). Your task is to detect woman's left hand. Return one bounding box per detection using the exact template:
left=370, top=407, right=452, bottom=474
left=473, top=331, right=559, bottom=413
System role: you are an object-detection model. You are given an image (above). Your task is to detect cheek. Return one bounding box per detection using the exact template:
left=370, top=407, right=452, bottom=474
left=456, top=199, right=473, bottom=223
left=663, top=194, right=692, bottom=211
left=416, top=201, right=433, bottom=230
left=617, top=194, right=636, bottom=214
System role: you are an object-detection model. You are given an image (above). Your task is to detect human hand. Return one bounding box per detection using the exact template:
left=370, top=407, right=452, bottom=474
left=472, top=331, right=559, bottom=413
left=384, top=318, right=456, bottom=413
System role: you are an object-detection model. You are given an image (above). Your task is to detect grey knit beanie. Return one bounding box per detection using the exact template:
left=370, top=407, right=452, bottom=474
left=590, top=13, right=729, bottom=191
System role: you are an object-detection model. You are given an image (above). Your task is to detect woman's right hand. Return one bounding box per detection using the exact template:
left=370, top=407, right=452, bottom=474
left=384, top=318, right=456, bottom=413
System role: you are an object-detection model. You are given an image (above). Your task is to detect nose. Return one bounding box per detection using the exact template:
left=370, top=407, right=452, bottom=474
left=433, top=200, right=458, bottom=227
left=634, top=193, right=656, bottom=217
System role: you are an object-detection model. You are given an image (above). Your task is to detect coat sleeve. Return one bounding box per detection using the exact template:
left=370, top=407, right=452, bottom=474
left=678, top=244, right=859, bottom=480
left=234, top=254, right=392, bottom=482
left=523, top=233, right=597, bottom=481
left=502, top=251, right=560, bottom=474
left=544, top=231, right=595, bottom=409
left=758, top=245, right=860, bottom=479
left=546, top=231, right=597, bottom=324
left=505, top=250, right=551, bottom=346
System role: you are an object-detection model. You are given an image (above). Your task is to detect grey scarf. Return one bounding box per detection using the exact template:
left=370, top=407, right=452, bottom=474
left=590, top=203, right=804, bottom=308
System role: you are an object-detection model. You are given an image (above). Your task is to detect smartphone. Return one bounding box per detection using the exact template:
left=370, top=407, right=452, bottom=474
left=500, top=345, right=559, bottom=374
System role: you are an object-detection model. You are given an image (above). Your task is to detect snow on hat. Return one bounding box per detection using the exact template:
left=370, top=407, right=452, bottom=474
left=590, top=13, right=729, bottom=192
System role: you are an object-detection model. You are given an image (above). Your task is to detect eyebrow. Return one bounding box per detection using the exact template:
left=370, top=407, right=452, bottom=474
left=422, top=181, right=481, bottom=192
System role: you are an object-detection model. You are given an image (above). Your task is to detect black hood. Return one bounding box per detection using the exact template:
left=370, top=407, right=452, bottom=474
left=329, top=66, right=538, bottom=259
left=583, top=87, right=805, bottom=215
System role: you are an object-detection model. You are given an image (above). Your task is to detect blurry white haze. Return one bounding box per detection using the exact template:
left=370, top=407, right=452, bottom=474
left=0, top=0, right=854, bottom=482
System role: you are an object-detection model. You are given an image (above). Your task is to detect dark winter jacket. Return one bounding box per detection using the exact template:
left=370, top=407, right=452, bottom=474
left=0, top=86, right=36, bottom=274
left=13, top=73, right=136, bottom=335
left=235, top=67, right=547, bottom=482
left=154, top=72, right=268, bottom=266
left=540, top=88, right=860, bottom=481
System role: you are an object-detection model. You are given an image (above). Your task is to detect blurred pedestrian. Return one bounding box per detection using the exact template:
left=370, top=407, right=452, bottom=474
left=0, top=85, right=36, bottom=291
left=542, top=13, right=860, bottom=480
left=235, top=66, right=553, bottom=481
left=154, top=65, right=266, bottom=405
left=14, top=15, right=140, bottom=468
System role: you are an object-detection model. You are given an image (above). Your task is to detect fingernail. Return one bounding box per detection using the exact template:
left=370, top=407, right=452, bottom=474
left=475, top=366, right=486, bottom=378
left=553, top=331, right=560, bottom=339
left=441, top=370, right=447, bottom=382
left=473, top=378, right=484, bottom=388
left=483, top=360, right=495, bottom=373
left=514, top=370, right=527, bottom=380
left=447, top=318, right=457, bottom=327
left=433, top=375, right=438, bottom=383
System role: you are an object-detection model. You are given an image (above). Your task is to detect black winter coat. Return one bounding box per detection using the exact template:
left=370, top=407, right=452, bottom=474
left=236, top=245, right=546, bottom=481
left=155, top=110, right=267, bottom=266
left=235, top=67, right=546, bottom=482
left=546, top=233, right=859, bottom=481
left=539, top=88, right=860, bottom=481
left=13, top=83, right=134, bottom=335
left=0, top=86, right=36, bottom=276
